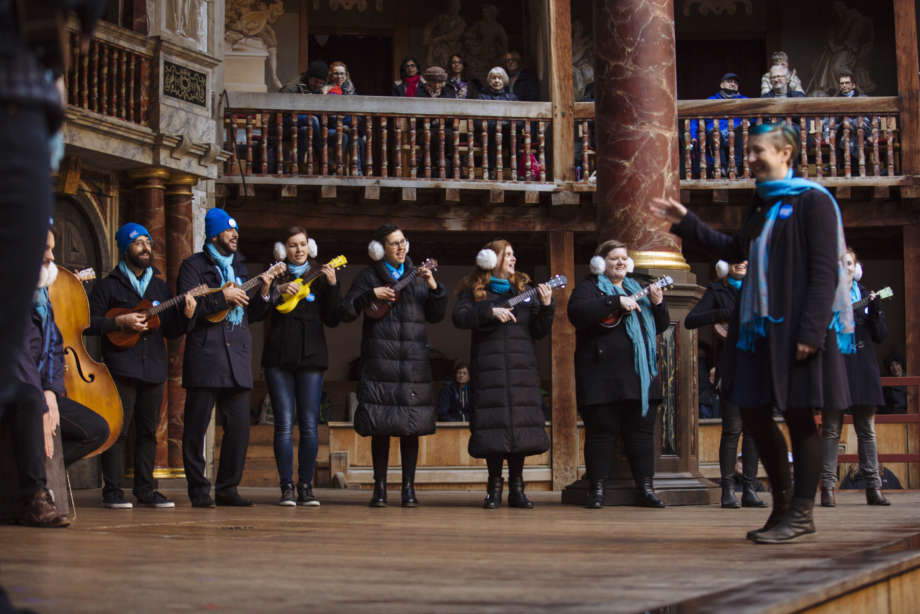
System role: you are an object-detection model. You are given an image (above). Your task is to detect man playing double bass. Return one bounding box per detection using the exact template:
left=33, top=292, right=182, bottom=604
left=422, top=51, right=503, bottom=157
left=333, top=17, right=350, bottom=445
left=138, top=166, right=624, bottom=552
left=87, top=223, right=197, bottom=509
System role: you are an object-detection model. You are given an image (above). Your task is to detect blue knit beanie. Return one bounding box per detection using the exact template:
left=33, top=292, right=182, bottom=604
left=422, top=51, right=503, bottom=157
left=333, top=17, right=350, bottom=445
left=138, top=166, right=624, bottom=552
left=115, top=223, right=151, bottom=254
left=205, top=208, right=238, bottom=238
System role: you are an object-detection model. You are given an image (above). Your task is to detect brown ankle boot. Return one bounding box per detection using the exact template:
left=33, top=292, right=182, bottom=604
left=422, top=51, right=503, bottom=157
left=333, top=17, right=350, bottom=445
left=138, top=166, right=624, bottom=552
left=750, top=497, right=816, bottom=544
left=820, top=486, right=836, bottom=507
left=19, top=488, right=70, bottom=528
left=746, top=487, right=791, bottom=540
left=866, top=488, right=890, bottom=506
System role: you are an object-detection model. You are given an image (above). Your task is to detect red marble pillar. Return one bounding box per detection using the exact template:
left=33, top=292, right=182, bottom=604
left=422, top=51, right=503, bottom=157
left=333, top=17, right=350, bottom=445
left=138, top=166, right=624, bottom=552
left=165, top=174, right=197, bottom=471
left=593, top=0, right=687, bottom=270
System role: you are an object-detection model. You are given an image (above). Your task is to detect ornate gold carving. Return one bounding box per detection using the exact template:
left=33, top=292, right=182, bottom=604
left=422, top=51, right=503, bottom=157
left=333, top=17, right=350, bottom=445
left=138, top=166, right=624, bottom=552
left=163, top=61, right=208, bottom=107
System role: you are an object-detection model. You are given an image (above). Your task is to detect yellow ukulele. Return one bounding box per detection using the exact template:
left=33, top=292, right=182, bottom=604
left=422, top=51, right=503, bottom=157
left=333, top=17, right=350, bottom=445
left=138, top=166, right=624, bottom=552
left=276, top=255, right=348, bottom=314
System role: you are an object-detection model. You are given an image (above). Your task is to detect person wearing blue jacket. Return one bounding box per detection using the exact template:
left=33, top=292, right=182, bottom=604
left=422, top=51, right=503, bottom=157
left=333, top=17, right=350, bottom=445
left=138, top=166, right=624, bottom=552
left=687, top=73, right=747, bottom=178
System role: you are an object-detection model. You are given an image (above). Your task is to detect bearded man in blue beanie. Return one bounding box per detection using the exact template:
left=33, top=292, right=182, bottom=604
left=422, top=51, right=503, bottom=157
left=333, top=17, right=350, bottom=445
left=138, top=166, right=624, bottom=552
left=177, top=208, right=282, bottom=507
left=87, top=222, right=198, bottom=509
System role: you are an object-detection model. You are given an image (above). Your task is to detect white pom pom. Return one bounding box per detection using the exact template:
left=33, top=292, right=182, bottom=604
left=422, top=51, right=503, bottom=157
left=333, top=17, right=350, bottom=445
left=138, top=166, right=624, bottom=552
left=715, top=260, right=730, bottom=279
left=368, top=240, right=384, bottom=261
left=405, top=240, right=410, bottom=255
left=626, top=257, right=635, bottom=273
left=854, top=262, right=863, bottom=281
left=589, top=255, right=605, bottom=275
left=273, top=241, right=286, bottom=262
left=307, top=237, right=318, bottom=258
left=476, top=248, right=498, bottom=271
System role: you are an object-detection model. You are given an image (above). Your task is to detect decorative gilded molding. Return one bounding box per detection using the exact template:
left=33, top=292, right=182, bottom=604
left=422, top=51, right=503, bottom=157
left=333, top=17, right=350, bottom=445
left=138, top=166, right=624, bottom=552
left=630, top=250, right=691, bottom=271
left=163, top=61, right=208, bottom=107
left=166, top=173, right=199, bottom=197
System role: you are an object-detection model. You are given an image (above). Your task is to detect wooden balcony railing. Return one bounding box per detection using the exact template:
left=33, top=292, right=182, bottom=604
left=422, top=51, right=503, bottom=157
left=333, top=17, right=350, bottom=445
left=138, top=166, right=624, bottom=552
left=222, top=93, right=554, bottom=185
left=65, top=26, right=155, bottom=128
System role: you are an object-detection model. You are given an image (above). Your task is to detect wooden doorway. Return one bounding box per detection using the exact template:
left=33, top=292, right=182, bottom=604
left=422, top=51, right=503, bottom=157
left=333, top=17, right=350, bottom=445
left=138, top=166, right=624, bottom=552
left=308, top=33, right=394, bottom=96
left=676, top=39, right=766, bottom=100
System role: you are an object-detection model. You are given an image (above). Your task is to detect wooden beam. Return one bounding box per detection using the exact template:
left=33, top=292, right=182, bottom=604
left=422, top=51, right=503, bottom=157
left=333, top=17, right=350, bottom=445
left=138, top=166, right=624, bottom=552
left=574, top=98, right=901, bottom=120
left=280, top=185, right=297, bottom=198
left=320, top=185, right=336, bottom=200
left=489, top=189, right=504, bottom=204
left=548, top=230, right=577, bottom=490
left=894, top=0, right=920, bottom=175
left=362, top=185, right=381, bottom=201
left=444, top=188, right=460, bottom=203
left=298, top=0, right=308, bottom=76
left=548, top=0, right=575, bottom=183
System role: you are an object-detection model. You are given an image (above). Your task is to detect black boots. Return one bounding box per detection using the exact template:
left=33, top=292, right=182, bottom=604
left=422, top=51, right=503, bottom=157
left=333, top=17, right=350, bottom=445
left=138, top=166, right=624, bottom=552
left=820, top=485, right=836, bottom=507
left=585, top=480, right=605, bottom=509
left=483, top=476, right=503, bottom=509
left=866, top=487, right=891, bottom=506
left=401, top=481, right=418, bottom=507
left=369, top=479, right=387, bottom=507
left=741, top=478, right=767, bottom=508
left=746, top=487, right=792, bottom=540
left=508, top=476, right=534, bottom=509
left=750, top=496, right=816, bottom=544
left=636, top=478, right=665, bottom=508
left=720, top=478, right=740, bottom=508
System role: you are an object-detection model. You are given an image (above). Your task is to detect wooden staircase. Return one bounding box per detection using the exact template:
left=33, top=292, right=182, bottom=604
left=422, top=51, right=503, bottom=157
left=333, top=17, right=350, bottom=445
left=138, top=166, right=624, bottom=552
left=216, top=424, right=331, bottom=487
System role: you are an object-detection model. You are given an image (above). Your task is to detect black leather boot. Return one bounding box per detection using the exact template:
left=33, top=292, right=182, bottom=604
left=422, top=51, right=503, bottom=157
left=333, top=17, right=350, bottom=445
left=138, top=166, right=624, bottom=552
left=401, top=481, right=418, bottom=507
left=746, top=487, right=792, bottom=540
left=369, top=480, right=387, bottom=507
left=508, top=476, right=534, bottom=509
left=483, top=476, right=503, bottom=509
left=750, top=496, right=816, bottom=544
left=636, top=478, right=665, bottom=508
left=820, top=485, right=836, bottom=507
left=585, top=480, right=605, bottom=509
left=866, top=487, right=890, bottom=506
left=721, top=478, right=740, bottom=509
left=741, top=478, right=767, bottom=508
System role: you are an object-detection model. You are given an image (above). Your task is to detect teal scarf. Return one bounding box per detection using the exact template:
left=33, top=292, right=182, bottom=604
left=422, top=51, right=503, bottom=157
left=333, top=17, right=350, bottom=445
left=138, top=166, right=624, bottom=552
left=383, top=261, right=404, bottom=280
left=118, top=261, right=153, bottom=299
left=287, top=261, right=314, bottom=302
left=596, top=275, right=659, bottom=416
left=206, top=243, right=243, bottom=327
left=33, top=287, right=51, bottom=329
left=489, top=276, right=511, bottom=295
left=727, top=277, right=742, bottom=291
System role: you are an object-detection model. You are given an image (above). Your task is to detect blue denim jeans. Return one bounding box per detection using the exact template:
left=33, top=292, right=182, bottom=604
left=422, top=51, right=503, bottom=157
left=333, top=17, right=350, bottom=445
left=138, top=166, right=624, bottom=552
left=265, top=367, right=323, bottom=486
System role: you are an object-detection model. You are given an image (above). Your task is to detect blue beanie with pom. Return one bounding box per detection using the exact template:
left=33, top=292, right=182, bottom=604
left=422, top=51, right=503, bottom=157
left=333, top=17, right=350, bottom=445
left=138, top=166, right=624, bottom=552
left=205, top=208, right=238, bottom=239
left=115, top=223, right=151, bottom=254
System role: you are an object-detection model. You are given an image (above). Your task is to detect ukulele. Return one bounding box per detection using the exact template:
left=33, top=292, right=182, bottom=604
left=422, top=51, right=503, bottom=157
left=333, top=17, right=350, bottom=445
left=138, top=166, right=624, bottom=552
left=203, top=261, right=287, bottom=323
left=275, top=255, right=348, bottom=314
left=104, top=283, right=210, bottom=349
left=852, top=287, right=893, bottom=311
left=495, top=274, right=568, bottom=309
left=599, top=275, right=675, bottom=328
left=364, top=258, right=439, bottom=320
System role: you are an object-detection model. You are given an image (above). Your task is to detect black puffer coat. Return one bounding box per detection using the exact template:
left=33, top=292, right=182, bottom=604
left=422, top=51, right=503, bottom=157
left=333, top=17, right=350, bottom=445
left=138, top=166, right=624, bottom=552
left=339, top=258, right=447, bottom=437
left=452, top=286, right=553, bottom=458
left=845, top=282, right=887, bottom=407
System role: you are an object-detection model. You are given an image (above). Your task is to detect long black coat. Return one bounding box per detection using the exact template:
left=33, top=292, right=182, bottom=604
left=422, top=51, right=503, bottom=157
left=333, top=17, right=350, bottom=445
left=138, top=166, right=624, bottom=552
left=178, top=249, right=270, bottom=389
left=673, top=189, right=851, bottom=411
left=684, top=280, right=738, bottom=382
left=339, top=258, right=447, bottom=437
left=845, top=282, right=887, bottom=407
left=567, top=277, right=670, bottom=409
left=452, top=286, right=553, bottom=458
left=87, top=266, right=188, bottom=384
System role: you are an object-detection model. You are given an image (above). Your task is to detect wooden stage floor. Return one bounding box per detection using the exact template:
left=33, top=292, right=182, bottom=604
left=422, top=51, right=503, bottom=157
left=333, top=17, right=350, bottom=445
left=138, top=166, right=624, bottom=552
left=1, top=488, right=919, bottom=613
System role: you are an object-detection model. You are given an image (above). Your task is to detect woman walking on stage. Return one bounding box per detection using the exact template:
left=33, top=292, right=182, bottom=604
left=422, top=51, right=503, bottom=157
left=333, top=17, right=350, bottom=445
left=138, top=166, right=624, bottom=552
left=452, top=240, right=554, bottom=509
left=685, top=260, right=766, bottom=509
left=567, top=240, right=670, bottom=509
left=263, top=227, right=339, bottom=507
left=820, top=248, right=890, bottom=508
left=651, top=123, right=854, bottom=543
left=339, top=225, right=447, bottom=507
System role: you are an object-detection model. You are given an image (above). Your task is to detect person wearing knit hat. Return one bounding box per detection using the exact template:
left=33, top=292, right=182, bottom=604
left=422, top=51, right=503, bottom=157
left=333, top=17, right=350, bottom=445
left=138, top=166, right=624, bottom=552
left=88, top=222, right=199, bottom=510
left=175, top=208, right=282, bottom=508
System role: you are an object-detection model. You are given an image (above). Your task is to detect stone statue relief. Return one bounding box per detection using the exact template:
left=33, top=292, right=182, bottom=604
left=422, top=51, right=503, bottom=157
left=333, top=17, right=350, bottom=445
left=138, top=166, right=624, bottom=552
left=463, top=4, right=508, bottom=84
left=159, top=0, right=209, bottom=51
left=225, top=0, right=285, bottom=90
left=422, top=0, right=466, bottom=70
left=571, top=20, right=593, bottom=101
left=808, top=1, right=875, bottom=94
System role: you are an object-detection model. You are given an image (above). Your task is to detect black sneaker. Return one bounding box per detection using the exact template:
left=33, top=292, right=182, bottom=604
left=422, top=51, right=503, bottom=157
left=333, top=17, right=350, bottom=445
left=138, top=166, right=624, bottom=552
left=136, top=491, right=176, bottom=509
left=215, top=492, right=255, bottom=507
left=279, top=483, right=296, bottom=507
left=297, top=483, right=320, bottom=507
left=190, top=495, right=216, bottom=508
left=102, top=490, right=133, bottom=509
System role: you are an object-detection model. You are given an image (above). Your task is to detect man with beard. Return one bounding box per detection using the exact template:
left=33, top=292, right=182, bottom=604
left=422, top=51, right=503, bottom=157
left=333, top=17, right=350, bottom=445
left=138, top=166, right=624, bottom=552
left=178, top=209, right=281, bottom=508
left=6, top=227, right=109, bottom=526
left=87, top=223, right=197, bottom=509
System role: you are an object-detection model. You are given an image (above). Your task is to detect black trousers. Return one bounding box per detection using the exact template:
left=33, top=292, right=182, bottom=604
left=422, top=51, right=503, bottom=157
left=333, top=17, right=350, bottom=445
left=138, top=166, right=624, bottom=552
left=2, top=383, right=46, bottom=497
left=371, top=435, right=418, bottom=483
left=58, top=395, right=110, bottom=467
left=0, top=107, right=52, bottom=407
left=740, top=406, right=820, bottom=500
left=101, top=377, right=164, bottom=497
left=581, top=402, right=657, bottom=484
left=182, top=387, right=251, bottom=499
left=486, top=453, right=525, bottom=480
left=719, top=401, right=760, bottom=483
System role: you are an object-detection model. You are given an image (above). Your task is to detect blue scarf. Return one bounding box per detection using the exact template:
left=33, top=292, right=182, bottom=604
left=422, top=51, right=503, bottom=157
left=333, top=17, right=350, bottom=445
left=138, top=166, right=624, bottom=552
left=596, top=275, right=659, bottom=416
left=489, top=276, right=511, bottom=295
left=34, top=287, right=51, bottom=328
left=727, top=277, right=742, bottom=291
left=118, top=261, right=153, bottom=299
left=206, top=243, right=243, bottom=327
left=287, top=261, right=314, bottom=302
left=738, top=170, right=855, bottom=354
left=383, top=261, right=404, bottom=281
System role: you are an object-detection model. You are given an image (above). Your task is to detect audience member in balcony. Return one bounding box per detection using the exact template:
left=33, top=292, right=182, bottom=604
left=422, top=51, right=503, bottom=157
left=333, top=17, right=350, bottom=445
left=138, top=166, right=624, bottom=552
left=437, top=362, right=471, bottom=422
left=824, top=72, right=871, bottom=169
left=281, top=59, right=329, bottom=95
left=881, top=355, right=907, bottom=414
left=652, top=122, right=855, bottom=544
left=762, top=65, right=805, bottom=99
left=392, top=56, right=422, bottom=97
left=477, top=67, right=518, bottom=179
left=504, top=50, right=540, bottom=101
left=453, top=240, right=554, bottom=509
left=760, top=51, right=804, bottom=96
left=568, top=241, right=671, bottom=510
left=447, top=54, right=471, bottom=99
left=263, top=228, right=340, bottom=507
left=339, top=225, right=447, bottom=508
left=414, top=66, right=457, bottom=177
left=328, top=61, right=356, bottom=95
left=688, top=72, right=747, bottom=178
left=685, top=259, right=765, bottom=510
left=415, top=66, right=456, bottom=99
left=820, top=247, right=890, bottom=508
left=326, top=61, right=365, bottom=174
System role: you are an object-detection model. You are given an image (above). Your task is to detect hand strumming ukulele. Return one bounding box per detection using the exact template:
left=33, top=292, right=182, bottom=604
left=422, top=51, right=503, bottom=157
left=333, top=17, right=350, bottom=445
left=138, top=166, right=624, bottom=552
left=104, top=284, right=210, bottom=348
left=364, top=258, right=439, bottom=320
left=275, top=255, right=348, bottom=314
left=600, top=276, right=675, bottom=328
left=852, top=287, right=893, bottom=311
left=495, top=274, right=568, bottom=309
left=203, top=261, right=287, bottom=324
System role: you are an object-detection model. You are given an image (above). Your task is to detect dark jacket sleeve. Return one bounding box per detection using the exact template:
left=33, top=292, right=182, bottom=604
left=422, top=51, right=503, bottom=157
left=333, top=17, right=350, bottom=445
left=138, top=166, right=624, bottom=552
left=866, top=297, right=888, bottom=344
left=796, top=193, right=841, bottom=348
left=319, top=281, right=341, bottom=328
left=45, top=323, right=66, bottom=397
left=452, top=290, right=499, bottom=332
left=424, top=282, right=448, bottom=324
left=566, top=280, right=622, bottom=331
left=437, top=382, right=453, bottom=421
left=159, top=290, right=190, bottom=339
left=671, top=210, right=748, bottom=264
left=246, top=286, right=272, bottom=324
left=529, top=300, right=555, bottom=340
left=179, top=258, right=227, bottom=320
left=86, top=278, right=118, bottom=335
left=684, top=286, right=729, bottom=330
left=652, top=301, right=670, bottom=334
left=339, top=268, right=377, bottom=323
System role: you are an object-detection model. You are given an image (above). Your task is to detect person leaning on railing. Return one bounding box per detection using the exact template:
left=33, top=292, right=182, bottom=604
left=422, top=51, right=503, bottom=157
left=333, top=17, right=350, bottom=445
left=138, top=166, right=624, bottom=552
left=821, top=71, right=872, bottom=170
left=414, top=66, right=457, bottom=177
left=685, top=72, right=747, bottom=179
left=476, top=67, right=519, bottom=180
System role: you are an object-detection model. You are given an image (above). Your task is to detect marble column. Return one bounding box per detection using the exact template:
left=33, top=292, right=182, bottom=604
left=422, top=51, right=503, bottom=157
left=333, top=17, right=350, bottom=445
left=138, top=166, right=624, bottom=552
left=165, top=174, right=197, bottom=472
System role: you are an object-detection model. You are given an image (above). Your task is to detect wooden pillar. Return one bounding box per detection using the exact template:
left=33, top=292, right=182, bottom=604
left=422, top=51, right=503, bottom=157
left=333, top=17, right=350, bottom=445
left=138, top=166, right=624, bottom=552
left=548, top=231, right=577, bottom=489
left=548, top=0, right=575, bottom=183
left=893, top=0, right=920, bottom=180
left=904, top=225, right=920, bottom=487
left=299, top=0, right=308, bottom=75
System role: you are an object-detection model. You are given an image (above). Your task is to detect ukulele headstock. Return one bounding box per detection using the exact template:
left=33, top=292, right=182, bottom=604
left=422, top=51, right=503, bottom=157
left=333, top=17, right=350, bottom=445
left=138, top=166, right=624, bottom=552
left=74, top=267, right=96, bottom=283
left=328, top=255, right=348, bottom=270
left=657, top=275, right=675, bottom=291
left=547, top=274, right=568, bottom=289
left=420, top=258, right=439, bottom=272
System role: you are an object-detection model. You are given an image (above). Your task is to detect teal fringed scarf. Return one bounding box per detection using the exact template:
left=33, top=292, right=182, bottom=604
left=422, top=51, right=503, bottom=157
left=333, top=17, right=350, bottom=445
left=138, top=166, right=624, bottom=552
left=489, top=276, right=511, bottom=295
left=118, top=261, right=153, bottom=299
left=205, top=243, right=243, bottom=327
left=384, top=261, right=404, bottom=281
left=727, top=277, right=742, bottom=291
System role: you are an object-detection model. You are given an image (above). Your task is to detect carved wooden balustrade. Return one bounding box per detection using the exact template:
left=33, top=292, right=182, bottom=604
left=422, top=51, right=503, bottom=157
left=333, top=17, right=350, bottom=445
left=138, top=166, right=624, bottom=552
left=222, top=93, right=554, bottom=187
left=574, top=97, right=906, bottom=187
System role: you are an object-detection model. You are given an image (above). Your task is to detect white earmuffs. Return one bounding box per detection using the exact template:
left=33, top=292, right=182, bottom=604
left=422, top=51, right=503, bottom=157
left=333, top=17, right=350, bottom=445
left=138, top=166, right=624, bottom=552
left=715, top=260, right=730, bottom=280
left=854, top=262, right=863, bottom=282
left=275, top=238, right=319, bottom=261
left=626, top=257, right=635, bottom=273
left=476, top=248, right=498, bottom=271
left=589, top=255, right=605, bottom=275
left=368, top=240, right=384, bottom=261
left=307, top=238, right=318, bottom=258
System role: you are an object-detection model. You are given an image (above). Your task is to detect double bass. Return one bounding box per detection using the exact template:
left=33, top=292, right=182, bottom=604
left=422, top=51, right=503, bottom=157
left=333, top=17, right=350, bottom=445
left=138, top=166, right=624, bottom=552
left=48, top=268, right=123, bottom=456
